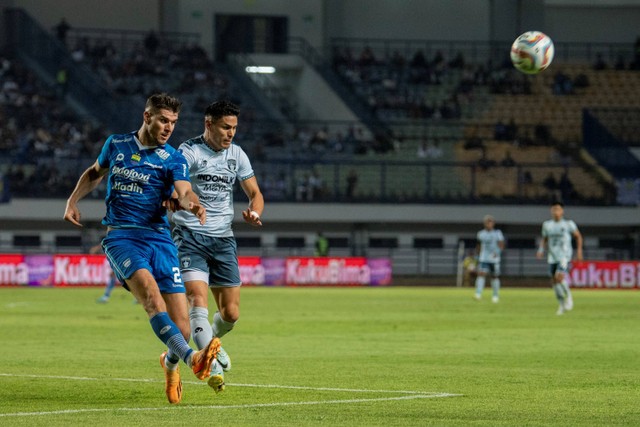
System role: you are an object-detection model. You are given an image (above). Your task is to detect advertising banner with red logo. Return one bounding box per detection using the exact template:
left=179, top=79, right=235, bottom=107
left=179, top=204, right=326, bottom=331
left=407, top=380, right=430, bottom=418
left=283, top=257, right=392, bottom=286
left=0, top=254, right=392, bottom=287
left=54, top=255, right=114, bottom=287
left=569, top=261, right=640, bottom=289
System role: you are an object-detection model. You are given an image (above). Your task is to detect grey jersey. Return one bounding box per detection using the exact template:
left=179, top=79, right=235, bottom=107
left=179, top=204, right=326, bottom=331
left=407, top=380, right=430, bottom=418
left=171, top=136, right=254, bottom=237
left=541, top=218, right=578, bottom=265
left=477, top=229, right=504, bottom=263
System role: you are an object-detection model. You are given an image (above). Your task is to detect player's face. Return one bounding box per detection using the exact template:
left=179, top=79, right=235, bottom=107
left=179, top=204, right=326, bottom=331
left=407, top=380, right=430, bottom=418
left=484, top=219, right=494, bottom=230
left=145, top=109, right=179, bottom=145
left=206, top=115, right=238, bottom=151
left=550, top=205, right=564, bottom=220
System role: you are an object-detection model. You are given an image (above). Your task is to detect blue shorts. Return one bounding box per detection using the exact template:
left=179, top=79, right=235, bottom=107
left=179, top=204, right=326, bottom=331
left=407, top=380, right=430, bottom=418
left=172, top=226, right=241, bottom=287
left=102, top=228, right=185, bottom=294
left=549, top=262, right=571, bottom=277
left=478, top=262, right=501, bottom=276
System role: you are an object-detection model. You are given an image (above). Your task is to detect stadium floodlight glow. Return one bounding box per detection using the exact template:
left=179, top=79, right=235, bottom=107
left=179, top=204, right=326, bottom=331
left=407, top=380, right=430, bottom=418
left=245, top=66, right=276, bottom=74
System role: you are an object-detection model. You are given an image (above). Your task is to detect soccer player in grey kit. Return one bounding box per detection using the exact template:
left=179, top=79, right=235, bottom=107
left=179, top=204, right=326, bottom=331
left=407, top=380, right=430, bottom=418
left=473, top=215, right=505, bottom=303
left=537, top=202, right=583, bottom=315
left=171, top=100, right=264, bottom=393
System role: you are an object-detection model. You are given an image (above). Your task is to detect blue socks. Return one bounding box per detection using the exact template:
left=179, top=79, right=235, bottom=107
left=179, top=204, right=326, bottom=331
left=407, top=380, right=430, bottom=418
left=150, top=312, right=193, bottom=365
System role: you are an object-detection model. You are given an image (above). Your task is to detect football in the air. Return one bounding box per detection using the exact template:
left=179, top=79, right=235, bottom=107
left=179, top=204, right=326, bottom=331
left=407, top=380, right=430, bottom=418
left=510, top=31, right=555, bottom=74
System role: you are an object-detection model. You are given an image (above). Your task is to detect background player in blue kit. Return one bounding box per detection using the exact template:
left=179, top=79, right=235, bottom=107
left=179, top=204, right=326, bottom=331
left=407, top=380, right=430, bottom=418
left=63, top=93, right=220, bottom=404
left=170, top=100, right=264, bottom=393
left=473, top=215, right=505, bottom=303
left=537, top=202, right=583, bottom=315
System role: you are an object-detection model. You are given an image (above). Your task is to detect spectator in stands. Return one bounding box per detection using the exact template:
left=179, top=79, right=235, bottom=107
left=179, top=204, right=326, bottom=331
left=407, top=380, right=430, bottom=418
left=505, top=118, right=518, bottom=142
left=296, top=173, right=310, bottom=201
left=448, top=51, right=465, bottom=69
left=543, top=172, right=560, bottom=200
left=631, top=36, right=640, bottom=70
left=500, top=151, right=516, bottom=167
left=593, top=53, right=607, bottom=70
left=345, top=168, right=358, bottom=201
left=308, top=167, right=325, bottom=201
left=534, top=122, right=552, bottom=145
left=519, top=169, right=535, bottom=199
left=614, top=54, right=626, bottom=70
left=553, top=71, right=574, bottom=95
left=55, top=18, right=71, bottom=46
left=494, top=119, right=508, bottom=141
left=573, top=72, right=590, bottom=89
left=144, top=30, right=160, bottom=55
left=478, top=151, right=496, bottom=171
left=63, top=93, right=218, bottom=404
left=425, top=140, right=444, bottom=159
left=464, top=126, right=485, bottom=152
left=410, top=49, right=428, bottom=69
left=559, top=171, right=575, bottom=202
left=417, top=138, right=429, bottom=158
left=358, top=46, right=376, bottom=67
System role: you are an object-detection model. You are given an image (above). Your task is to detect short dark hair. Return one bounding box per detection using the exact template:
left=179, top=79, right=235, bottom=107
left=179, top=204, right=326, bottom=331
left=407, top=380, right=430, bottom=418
left=205, top=100, right=240, bottom=120
left=145, top=93, right=182, bottom=114
left=551, top=201, right=564, bottom=208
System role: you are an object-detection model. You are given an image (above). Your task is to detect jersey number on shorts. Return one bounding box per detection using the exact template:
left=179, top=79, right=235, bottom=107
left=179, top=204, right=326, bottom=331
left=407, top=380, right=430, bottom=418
left=172, top=267, right=183, bottom=284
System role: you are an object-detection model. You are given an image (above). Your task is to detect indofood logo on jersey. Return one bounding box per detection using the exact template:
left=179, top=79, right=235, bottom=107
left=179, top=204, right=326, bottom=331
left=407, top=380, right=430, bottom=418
left=111, top=165, right=150, bottom=194
left=112, top=165, right=151, bottom=183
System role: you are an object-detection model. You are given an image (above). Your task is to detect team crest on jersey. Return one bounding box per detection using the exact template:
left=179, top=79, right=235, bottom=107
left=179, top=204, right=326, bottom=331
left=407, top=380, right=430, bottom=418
left=131, top=153, right=141, bottom=162
left=155, top=148, right=170, bottom=160
left=181, top=257, right=191, bottom=268
left=227, top=159, right=237, bottom=171
left=199, top=159, right=208, bottom=168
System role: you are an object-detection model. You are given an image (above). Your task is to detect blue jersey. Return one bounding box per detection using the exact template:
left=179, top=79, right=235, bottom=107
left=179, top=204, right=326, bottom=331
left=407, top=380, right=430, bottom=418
left=97, top=131, right=190, bottom=232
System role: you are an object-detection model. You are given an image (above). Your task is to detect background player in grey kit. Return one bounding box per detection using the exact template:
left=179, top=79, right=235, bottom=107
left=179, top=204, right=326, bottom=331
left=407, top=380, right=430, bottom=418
left=537, top=202, right=583, bottom=315
left=473, top=215, right=505, bottom=303
left=171, top=100, right=264, bottom=393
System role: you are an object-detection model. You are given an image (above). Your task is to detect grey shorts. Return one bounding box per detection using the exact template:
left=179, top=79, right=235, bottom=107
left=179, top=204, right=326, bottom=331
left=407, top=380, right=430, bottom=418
left=172, top=226, right=241, bottom=287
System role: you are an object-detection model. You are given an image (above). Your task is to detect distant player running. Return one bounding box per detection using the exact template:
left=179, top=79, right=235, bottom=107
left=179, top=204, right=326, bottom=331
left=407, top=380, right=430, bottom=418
left=473, top=215, right=505, bottom=303
left=64, top=93, right=219, bottom=404
left=537, top=202, right=583, bottom=315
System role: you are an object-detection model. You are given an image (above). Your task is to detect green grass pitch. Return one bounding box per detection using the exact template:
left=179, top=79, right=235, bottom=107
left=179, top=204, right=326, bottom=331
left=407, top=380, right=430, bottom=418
left=1, top=285, right=639, bottom=426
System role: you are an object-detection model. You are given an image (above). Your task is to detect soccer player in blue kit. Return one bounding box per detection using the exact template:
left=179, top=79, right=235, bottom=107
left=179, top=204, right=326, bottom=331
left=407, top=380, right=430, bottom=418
left=63, top=93, right=220, bottom=404
left=170, top=100, right=264, bottom=393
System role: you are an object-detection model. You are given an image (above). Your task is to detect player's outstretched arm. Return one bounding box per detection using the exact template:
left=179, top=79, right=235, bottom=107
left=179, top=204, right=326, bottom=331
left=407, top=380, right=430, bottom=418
left=64, top=161, right=108, bottom=227
left=240, top=176, right=264, bottom=227
left=174, top=180, right=206, bottom=225
left=536, top=237, right=547, bottom=260
left=573, top=230, right=584, bottom=261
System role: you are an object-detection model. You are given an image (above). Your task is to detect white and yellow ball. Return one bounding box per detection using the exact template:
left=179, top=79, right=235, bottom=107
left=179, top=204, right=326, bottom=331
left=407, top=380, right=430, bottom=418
left=510, top=31, right=555, bottom=74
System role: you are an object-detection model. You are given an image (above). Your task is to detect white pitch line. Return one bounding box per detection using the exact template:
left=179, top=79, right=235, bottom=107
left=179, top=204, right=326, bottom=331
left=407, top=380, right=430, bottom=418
left=0, top=395, right=459, bottom=418
left=0, top=372, right=463, bottom=418
left=0, top=373, right=459, bottom=396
